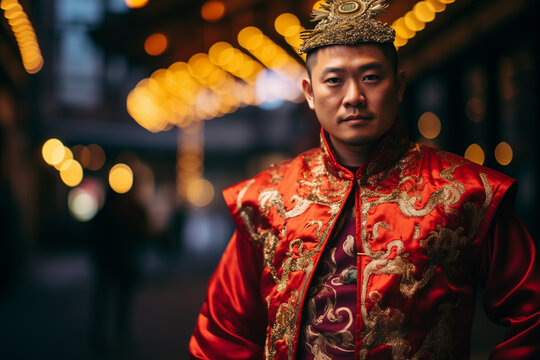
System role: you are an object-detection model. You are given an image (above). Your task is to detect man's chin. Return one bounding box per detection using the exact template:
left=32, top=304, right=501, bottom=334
left=342, top=136, right=378, bottom=148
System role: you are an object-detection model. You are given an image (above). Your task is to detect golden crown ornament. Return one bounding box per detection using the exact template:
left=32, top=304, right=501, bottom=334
left=298, top=0, right=395, bottom=54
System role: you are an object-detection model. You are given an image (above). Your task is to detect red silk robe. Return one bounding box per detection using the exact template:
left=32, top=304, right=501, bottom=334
left=189, top=121, right=540, bottom=359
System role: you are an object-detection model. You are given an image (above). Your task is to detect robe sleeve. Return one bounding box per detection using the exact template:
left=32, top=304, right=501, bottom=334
left=480, top=192, right=540, bottom=359
left=189, top=230, right=267, bottom=359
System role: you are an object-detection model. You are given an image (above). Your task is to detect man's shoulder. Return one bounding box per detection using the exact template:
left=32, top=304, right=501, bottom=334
left=223, top=147, right=323, bottom=205
left=416, top=143, right=515, bottom=185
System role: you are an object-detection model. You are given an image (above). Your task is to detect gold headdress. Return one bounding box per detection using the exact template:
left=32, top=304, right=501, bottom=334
left=298, top=0, right=395, bottom=54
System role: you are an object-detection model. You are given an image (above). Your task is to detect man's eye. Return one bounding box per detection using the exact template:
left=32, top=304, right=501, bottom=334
left=325, top=77, right=341, bottom=84
left=363, top=74, right=379, bottom=82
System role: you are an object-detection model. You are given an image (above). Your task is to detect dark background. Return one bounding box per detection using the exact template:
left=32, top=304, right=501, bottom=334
left=1, top=0, right=538, bottom=359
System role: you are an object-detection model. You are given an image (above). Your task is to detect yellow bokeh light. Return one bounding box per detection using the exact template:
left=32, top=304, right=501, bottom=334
left=494, top=141, right=513, bottom=166
left=413, top=1, right=436, bottom=23
left=54, top=146, right=74, bottom=170
left=404, top=11, right=425, bottom=32
left=186, top=178, right=215, bottom=207
left=465, top=144, right=485, bottom=165
left=50, top=142, right=66, bottom=165
left=274, top=13, right=301, bottom=37
left=394, top=35, right=408, bottom=49
left=201, top=0, right=225, bottom=22
left=209, top=41, right=232, bottom=65
left=124, top=0, right=148, bottom=8
left=59, top=159, right=83, bottom=187
left=393, top=17, right=416, bottom=39
left=144, top=33, right=168, bottom=56
left=426, top=0, right=446, bottom=12
left=188, top=53, right=214, bottom=79
left=238, top=26, right=264, bottom=50
left=109, top=163, right=134, bottom=194
left=438, top=0, right=455, bottom=3
left=418, top=112, right=442, bottom=139
left=42, top=138, right=64, bottom=166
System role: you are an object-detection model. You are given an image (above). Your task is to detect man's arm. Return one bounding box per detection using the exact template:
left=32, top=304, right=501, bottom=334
left=480, top=196, right=540, bottom=359
left=189, top=230, right=267, bottom=359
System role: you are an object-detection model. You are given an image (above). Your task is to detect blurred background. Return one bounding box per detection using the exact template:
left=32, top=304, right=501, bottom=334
left=0, top=0, right=538, bottom=359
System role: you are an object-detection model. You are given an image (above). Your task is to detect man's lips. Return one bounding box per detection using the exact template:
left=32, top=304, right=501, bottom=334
left=340, top=114, right=373, bottom=123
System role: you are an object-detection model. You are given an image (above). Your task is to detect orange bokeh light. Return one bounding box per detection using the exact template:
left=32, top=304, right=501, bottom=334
left=201, top=0, right=225, bottom=22
left=125, top=0, right=149, bottom=8
left=144, top=33, right=168, bottom=56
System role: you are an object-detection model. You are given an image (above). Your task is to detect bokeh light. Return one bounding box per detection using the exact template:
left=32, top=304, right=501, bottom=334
left=42, top=138, right=65, bottom=166
left=59, top=159, right=84, bottom=187
left=145, top=33, right=168, bottom=56
left=68, top=187, right=99, bottom=222
left=417, top=112, right=441, bottom=139
left=464, top=144, right=485, bottom=165
left=87, top=144, right=106, bottom=171
left=2, top=0, right=43, bottom=74
left=124, top=0, right=148, bottom=8
left=109, top=163, right=134, bottom=194
left=186, top=178, right=215, bottom=207
left=494, top=141, right=513, bottom=166
left=201, top=0, right=225, bottom=22
left=274, top=13, right=301, bottom=37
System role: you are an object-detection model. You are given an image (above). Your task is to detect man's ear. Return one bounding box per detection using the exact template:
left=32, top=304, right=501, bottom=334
left=302, top=77, right=315, bottom=110
left=397, top=69, right=406, bottom=103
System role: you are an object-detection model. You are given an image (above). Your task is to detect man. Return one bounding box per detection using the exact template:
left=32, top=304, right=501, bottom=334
left=189, top=1, right=540, bottom=359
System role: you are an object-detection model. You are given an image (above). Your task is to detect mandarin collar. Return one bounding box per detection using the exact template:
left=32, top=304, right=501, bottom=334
left=320, top=120, right=411, bottom=181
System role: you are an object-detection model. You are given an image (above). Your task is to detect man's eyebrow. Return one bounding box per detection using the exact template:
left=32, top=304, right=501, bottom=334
left=321, top=61, right=383, bottom=75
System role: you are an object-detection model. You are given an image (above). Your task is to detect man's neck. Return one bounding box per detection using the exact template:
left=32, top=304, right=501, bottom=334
left=329, top=136, right=379, bottom=168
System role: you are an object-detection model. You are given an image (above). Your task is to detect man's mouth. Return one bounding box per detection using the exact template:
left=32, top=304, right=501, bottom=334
left=341, top=114, right=373, bottom=123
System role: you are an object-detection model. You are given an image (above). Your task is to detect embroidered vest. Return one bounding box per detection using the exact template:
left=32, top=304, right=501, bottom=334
left=223, top=121, right=515, bottom=360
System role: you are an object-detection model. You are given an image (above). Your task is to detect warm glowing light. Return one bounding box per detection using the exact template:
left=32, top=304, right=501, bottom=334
left=426, top=0, right=446, bottom=12
left=417, top=112, right=441, bottom=139
left=465, top=144, right=485, bottom=165
left=312, top=0, right=324, bottom=10
left=54, top=146, right=74, bottom=170
left=2, top=0, right=43, bottom=74
left=124, top=0, right=148, bottom=8
left=238, top=26, right=264, bottom=50
left=68, top=187, right=99, bottom=222
left=87, top=144, right=106, bottom=171
left=145, top=33, right=168, bottom=56
left=274, top=13, right=301, bottom=37
left=404, top=11, right=425, bottom=32
left=201, top=0, right=225, bottom=22
left=393, top=17, right=416, bottom=39
left=438, top=0, right=455, bottom=3
left=42, top=138, right=65, bottom=166
left=413, top=1, right=436, bottom=23
left=109, top=163, right=134, bottom=194
left=59, top=159, right=84, bottom=187
left=494, top=141, right=513, bottom=166
left=186, top=178, right=215, bottom=207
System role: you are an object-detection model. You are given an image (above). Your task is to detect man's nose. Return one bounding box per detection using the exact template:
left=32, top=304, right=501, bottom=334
left=343, top=81, right=366, bottom=107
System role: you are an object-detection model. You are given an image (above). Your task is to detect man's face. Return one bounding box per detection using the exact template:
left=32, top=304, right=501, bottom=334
left=302, top=45, right=406, bottom=149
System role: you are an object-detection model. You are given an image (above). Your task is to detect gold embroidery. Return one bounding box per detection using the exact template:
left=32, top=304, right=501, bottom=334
left=342, top=235, right=356, bottom=258
left=266, top=290, right=300, bottom=360
left=239, top=151, right=351, bottom=360
left=413, top=224, right=421, bottom=240
left=372, top=222, right=391, bottom=239
left=360, top=292, right=410, bottom=360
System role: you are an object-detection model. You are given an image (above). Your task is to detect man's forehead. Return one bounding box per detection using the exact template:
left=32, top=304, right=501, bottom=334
left=313, top=45, right=387, bottom=71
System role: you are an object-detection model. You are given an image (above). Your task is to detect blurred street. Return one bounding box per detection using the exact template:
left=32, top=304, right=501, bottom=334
left=0, top=249, right=214, bottom=360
